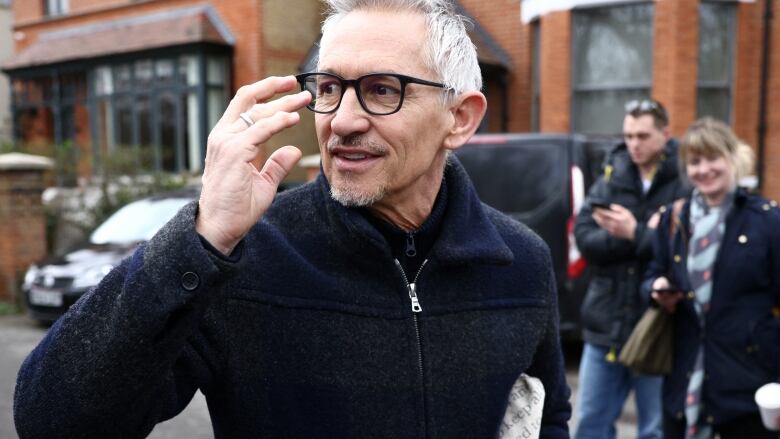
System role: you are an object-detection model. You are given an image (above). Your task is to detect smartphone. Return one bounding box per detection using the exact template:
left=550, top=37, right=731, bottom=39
left=590, top=199, right=611, bottom=210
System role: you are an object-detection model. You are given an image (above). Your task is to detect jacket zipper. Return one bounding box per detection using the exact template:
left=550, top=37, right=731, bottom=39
left=406, top=232, right=417, bottom=257
left=394, top=258, right=429, bottom=436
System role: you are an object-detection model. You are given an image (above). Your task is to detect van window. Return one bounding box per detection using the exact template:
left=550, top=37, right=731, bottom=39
left=455, top=142, right=566, bottom=215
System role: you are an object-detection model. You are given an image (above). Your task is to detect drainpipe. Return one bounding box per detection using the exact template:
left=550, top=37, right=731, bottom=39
left=500, top=69, right=509, bottom=132
left=757, top=0, right=773, bottom=191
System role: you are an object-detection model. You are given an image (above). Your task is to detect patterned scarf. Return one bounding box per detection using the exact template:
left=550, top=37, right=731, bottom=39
left=684, top=190, right=732, bottom=439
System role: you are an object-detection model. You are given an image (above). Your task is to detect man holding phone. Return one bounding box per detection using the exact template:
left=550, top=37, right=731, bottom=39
left=573, top=100, right=690, bottom=439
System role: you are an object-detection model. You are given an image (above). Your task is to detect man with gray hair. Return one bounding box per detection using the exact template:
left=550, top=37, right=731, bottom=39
left=14, top=1, right=571, bottom=437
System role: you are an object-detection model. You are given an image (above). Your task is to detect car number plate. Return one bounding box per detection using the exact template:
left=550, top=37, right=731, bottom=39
left=30, top=289, right=63, bottom=307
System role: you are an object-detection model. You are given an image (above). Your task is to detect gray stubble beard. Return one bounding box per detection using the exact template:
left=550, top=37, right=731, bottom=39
left=326, top=135, right=389, bottom=207
left=330, top=174, right=387, bottom=207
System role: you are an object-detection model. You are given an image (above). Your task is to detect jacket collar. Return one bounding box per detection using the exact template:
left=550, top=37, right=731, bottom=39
left=677, top=186, right=749, bottom=228
left=316, top=155, right=514, bottom=266
left=607, top=138, right=680, bottom=191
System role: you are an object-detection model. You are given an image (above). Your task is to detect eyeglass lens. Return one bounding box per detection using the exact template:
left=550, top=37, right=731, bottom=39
left=301, top=74, right=404, bottom=115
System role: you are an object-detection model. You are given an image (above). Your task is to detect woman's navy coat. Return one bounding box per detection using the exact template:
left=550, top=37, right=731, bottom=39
left=644, top=189, right=780, bottom=425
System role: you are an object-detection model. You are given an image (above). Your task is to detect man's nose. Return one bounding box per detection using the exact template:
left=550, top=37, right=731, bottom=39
left=330, top=87, right=370, bottom=137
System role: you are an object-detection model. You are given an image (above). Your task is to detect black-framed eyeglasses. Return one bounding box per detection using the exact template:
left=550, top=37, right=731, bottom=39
left=295, top=72, right=448, bottom=116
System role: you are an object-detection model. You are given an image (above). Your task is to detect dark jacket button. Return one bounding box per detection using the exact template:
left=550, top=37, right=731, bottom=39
left=181, top=272, right=200, bottom=291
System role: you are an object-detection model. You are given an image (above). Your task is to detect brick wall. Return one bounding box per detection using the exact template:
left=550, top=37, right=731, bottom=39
left=538, top=10, right=571, bottom=133
left=732, top=1, right=764, bottom=149
left=761, top=0, right=780, bottom=201
left=9, top=0, right=780, bottom=198
left=652, top=0, right=699, bottom=137
left=460, top=0, right=531, bottom=132
left=12, top=0, right=266, bottom=90
left=69, top=0, right=128, bottom=14
left=11, top=0, right=42, bottom=24
left=260, top=0, right=323, bottom=181
left=0, top=166, right=49, bottom=301
left=9, top=0, right=322, bottom=178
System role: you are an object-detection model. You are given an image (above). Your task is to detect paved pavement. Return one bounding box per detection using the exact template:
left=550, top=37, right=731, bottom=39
left=0, top=314, right=636, bottom=438
left=0, top=314, right=210, bottom=439
left=564, top=343, right=637, bottom=439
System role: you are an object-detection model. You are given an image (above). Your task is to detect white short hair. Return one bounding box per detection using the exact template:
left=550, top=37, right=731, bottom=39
left=320, top=0, right=483, bottom=95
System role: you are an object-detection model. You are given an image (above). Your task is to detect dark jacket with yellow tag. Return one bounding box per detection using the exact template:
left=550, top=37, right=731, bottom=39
left=643, top=189, right=780, bottom=425
left=574, top=140, right=690, bottom=348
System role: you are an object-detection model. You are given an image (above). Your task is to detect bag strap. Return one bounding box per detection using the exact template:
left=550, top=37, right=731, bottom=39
left=669, top=198, right=687, bottom=248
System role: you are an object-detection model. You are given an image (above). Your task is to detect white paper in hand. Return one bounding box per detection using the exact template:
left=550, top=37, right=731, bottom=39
left=498, top=373, right=546, bottom=439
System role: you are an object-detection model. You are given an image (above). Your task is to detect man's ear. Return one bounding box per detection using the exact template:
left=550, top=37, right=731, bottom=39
left=662, top=126, right=671, bottom=141
left=443, top=91, right=487, bottom=150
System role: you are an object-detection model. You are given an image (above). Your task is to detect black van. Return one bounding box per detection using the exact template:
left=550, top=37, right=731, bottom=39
left=455, top=133, right=616, bottom=339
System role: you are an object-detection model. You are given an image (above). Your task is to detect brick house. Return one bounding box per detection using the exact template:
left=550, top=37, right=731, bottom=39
left=3, top=0, right=780, bottom=197
left=461, top=0, right=780, bottom=198
left=2, top=0, right=323, bottom=181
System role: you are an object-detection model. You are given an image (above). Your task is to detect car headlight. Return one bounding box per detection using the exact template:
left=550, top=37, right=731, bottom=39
left=23, top=265, right=39, bottom=290
left=72, top=265, right=114, bottom=290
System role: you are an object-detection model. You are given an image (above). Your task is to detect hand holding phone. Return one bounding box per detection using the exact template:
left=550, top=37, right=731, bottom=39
left=651, top=276, right=682, bottom=312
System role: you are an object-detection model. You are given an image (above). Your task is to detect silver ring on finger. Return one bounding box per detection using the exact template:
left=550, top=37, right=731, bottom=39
left=238, top=112, right=255, bottom=128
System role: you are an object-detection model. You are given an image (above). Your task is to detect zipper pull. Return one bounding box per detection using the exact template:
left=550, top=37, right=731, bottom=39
left=406, top=232, right=417, bottom=257
left=408, top=283, right=422, bottom=313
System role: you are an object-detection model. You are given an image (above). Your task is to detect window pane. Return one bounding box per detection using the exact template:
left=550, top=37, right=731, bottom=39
left=698, top=3, right=735, bottom=83
left=40, top=76, right=55, bottom=103
left=155, top=59, right=175, bottom=87
left=115, top=96, right=133, bottom=146
left=697, top=88, right=730, bottom=122
left=180, top=56, right=200, bottom=87
left=208, top=88, right=227, bottom=130
left=137, top=94, right=152, bottom=160
left=14, top=108, right=45, bottom=144
left=95, top=66, right=113, bottom=96
left=45, top=0, right=68, bottom=16
left=697, top=2, right=734, bottom=121
left=60, top=72, right=86, bottom=103
left=114, top=65, right=132, bottom=93
left=573, top=4, right=654, bottom=87
left=158, top=92, right=177, bottom=171
left=186, top=93, right=201, bottom=172
left=455, top=142, right=566, bottom=214
left=573, top=88, right=651, bottom=135
left=135, top=60, right=154, bottom=89
left=207, top=57, right=227, bottom=86
left=95, top=99, right=115, bottom=156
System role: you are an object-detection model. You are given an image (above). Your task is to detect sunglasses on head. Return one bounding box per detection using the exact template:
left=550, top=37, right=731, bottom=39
left=624, top=99, right=661, bottom=113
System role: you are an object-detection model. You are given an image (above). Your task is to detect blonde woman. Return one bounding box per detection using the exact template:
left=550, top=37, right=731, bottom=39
left=644, top=117, right=779, bottom=438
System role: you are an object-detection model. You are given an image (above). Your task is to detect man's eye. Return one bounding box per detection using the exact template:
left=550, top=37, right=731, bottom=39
left=318, top=82, right=339, bottom=95
left=366, top=83, right=400, bottom=96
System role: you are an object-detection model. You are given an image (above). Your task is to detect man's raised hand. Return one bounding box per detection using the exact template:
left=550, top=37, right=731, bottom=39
left=196, top=76, right=312, bottom=255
